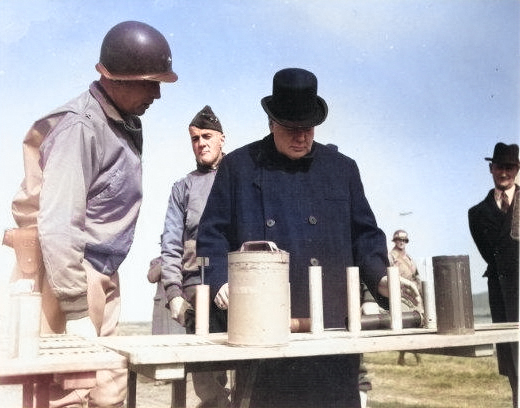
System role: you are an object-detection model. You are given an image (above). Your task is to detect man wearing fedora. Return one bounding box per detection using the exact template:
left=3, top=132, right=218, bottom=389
left=197, top=68, right=418, bottom=407
left=469, top=142, right=519, bottom=407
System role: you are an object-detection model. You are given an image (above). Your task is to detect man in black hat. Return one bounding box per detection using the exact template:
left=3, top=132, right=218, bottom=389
left=197, top=68, right=418, bottom=407
left=468, top=142, right=519, bottom=408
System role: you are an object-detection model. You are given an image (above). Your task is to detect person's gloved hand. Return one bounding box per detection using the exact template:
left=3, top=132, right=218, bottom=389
left=65, top=316, right=98, bottom=338
left=214, top=283, right=229, bottom=310
left=361, top=301, right=382, bottom=315
left=169, top=296, right=193, bottom=326
left=377, top=275, right=424, bottom=313
left=399, top=277, right=424, bottom=314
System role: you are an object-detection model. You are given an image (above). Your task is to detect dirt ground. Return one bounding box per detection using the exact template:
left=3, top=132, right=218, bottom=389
left=128, top=373, right=204, bottom=408
left=0, top=374, right=202, bottom=408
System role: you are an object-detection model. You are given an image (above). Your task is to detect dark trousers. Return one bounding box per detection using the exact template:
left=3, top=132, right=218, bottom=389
left=233, top=355, right=361, bottom=408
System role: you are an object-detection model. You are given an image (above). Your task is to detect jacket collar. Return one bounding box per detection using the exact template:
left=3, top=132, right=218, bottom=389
left=255, top=134, right=314, bottom=172
left=196, top=153, right=225, bottom=173
left=89, top=81, right=143, bottom=154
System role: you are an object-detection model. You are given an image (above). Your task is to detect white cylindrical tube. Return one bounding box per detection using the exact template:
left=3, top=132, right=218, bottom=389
left=309, top=266, right=324, bottom=334
left=387, top=266, right=402, bottom=330
left=7, top=294, right=20, bottom=358
left=346, top=266, right=361, bottom=333
left=195, top=285, right=210, bottom=336
left=17, top=292, right=42, bottom=358
left=422, top=280, right=436, bottom=329
left=288, top=283, right=292, bottom=332
left=0, top=278, right=10, bottom=359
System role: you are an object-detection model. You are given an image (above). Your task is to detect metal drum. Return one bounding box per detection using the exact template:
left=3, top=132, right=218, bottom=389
left=432, top=255, right=474, bottom=335
left=228, top=241, right=290, bottom=346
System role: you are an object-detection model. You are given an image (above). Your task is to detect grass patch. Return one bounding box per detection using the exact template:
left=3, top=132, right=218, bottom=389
left=364, top=351, right=512, bottom=408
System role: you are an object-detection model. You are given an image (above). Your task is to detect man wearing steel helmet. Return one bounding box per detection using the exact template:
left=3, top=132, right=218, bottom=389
left=5, top=21, right=177, bottom=407
left=388, top=230, right=423, bottom=366
left=197, top=68, right=419, bottom=408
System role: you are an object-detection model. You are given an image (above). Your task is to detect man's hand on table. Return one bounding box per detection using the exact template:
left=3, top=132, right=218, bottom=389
left=169, top=296, right=193, bottom=326
left=214, top=283, right=229, bottom=310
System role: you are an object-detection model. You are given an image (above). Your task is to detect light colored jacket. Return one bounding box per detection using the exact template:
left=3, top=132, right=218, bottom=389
left=11, top=81, right=143, bottom=318
left=161, top=166, right=217, bottom=304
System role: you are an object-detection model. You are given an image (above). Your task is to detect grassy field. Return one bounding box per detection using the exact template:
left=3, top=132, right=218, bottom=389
left=364, top=351, right=512, bottom=408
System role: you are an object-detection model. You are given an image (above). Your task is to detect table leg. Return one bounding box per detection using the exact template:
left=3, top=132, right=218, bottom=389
left=127, top=369, right=137, bottom=408
left=238, top=361, right=259, bottom=408
left=22, top=382, right=34, bottom=408
left=171, top=377, right=186, bottom=408
left=34, top=380, right=50, bottom=408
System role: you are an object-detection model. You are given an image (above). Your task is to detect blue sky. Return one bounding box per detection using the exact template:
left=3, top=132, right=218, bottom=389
left=0, top=0, right=518, bottom=322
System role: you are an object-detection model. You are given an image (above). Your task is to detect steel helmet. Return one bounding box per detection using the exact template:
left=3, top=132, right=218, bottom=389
left=392, top=230, right=409, bottom=243
left=96, top=21, right=178, bottom=82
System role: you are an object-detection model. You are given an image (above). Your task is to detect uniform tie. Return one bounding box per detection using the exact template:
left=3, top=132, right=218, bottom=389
left=501, top=191, right=510, bottom=213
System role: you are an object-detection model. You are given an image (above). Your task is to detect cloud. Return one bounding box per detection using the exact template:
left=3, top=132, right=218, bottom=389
left=0, top=0, right=55, bottom=44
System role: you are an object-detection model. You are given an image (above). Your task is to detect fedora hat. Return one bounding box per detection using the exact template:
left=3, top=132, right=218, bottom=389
left=485, top=143, right=520, bottom=165
left=261, top=68, right=328, bottom=128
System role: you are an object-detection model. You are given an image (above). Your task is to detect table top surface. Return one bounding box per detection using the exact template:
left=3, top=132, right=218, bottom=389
left=1, top=324, right=516, bottom=380
left=0, top=335, right=127, bottom=378
left=98, top=322, right=519, bottom=366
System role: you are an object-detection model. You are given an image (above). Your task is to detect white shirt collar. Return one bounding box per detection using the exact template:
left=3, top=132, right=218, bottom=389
left=494, top=185, right=516, bottom=205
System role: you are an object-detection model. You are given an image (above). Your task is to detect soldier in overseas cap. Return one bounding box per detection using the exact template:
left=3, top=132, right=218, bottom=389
left=160, top=106, right=228, bottom=407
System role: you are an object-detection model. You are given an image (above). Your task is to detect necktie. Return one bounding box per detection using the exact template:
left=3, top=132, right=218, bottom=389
left=501, top=191, right=510, bottom=213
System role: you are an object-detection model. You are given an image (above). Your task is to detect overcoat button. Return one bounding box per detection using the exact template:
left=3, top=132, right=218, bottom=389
left=310, top=258, right=320, bottom=266
left=266, top=219, right=276, bottom=227
left=308, top=215, right=318, bottom=225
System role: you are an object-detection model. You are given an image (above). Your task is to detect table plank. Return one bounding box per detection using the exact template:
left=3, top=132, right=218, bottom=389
left=98, top=322, right=519, bottom=366
left=98, top=322, right=518, bottom=408
left=0, top=335, right=127, bottom=378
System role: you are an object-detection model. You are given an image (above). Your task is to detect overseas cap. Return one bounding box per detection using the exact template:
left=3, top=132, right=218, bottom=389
left=189, top=105, right=223, bottom=133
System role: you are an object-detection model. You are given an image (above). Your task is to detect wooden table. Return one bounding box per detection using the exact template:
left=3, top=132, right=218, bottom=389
left=0, top=335, right=127, bottom=408
left=99, top=322, right=519, bottom=408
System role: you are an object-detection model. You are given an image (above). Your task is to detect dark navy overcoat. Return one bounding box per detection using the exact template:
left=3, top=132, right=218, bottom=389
left=197, top=134, right=390, bottom=407
left=197, top=134, right=389, bottom=329
left=469, top=186, right=519, bottom=380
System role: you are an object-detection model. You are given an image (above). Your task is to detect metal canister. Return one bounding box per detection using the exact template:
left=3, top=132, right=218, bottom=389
left=227, top=241, right=290, bottom=346
left=432, top=255, right=474, bottom=335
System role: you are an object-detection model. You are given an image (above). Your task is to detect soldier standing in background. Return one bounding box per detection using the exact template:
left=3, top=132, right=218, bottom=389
left=388, top=230, right=423, bottom=366
left=147, top=255, right=185, bottom=335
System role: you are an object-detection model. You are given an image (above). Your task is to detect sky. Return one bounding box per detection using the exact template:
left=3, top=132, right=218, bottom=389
left=0, top=0, right=518, bottom=322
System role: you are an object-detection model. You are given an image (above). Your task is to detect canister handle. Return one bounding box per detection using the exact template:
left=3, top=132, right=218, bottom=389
left=239, top=241, right=279, bottom=252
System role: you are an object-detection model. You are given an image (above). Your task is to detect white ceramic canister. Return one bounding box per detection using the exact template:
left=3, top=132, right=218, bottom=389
left=227, top=241, right=290, bottom=346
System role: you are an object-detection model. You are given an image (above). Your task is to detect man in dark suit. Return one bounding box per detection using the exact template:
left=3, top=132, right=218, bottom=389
left=197, top=67, right=423, bottom=408
left=468, top=142, right=519, bottom=408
